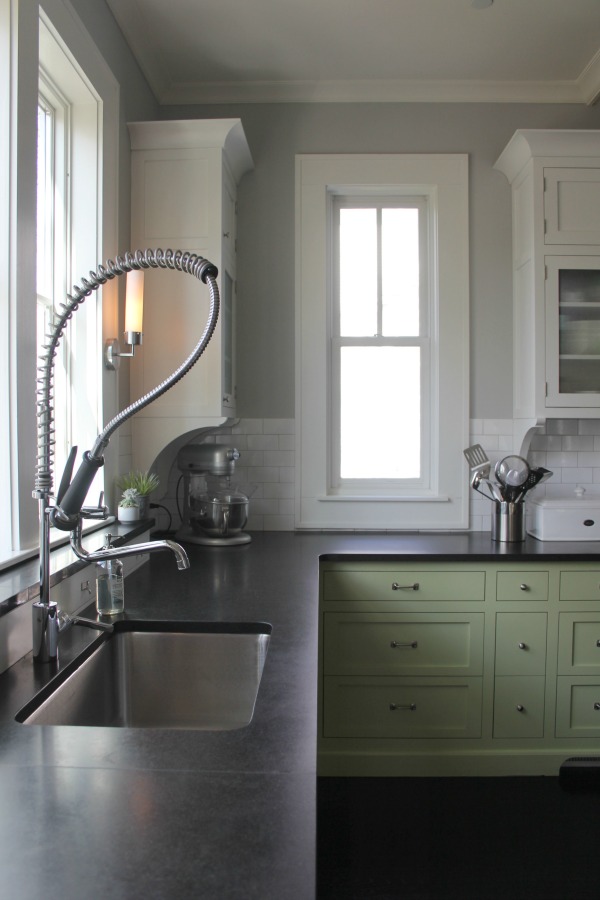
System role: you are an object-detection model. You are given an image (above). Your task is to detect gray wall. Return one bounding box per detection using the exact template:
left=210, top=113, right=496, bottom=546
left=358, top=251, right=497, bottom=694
left=163, top=101, right=600, bottom=420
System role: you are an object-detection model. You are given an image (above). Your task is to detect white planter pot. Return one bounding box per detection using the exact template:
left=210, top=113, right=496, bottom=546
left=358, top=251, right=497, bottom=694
left=118, top=506, right=140, bottom=523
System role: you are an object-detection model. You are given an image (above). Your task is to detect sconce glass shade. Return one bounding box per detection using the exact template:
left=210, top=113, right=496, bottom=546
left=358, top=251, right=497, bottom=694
left=125, top=269, right=144, bottom=335
left=104, top=269, right=144, bottom=369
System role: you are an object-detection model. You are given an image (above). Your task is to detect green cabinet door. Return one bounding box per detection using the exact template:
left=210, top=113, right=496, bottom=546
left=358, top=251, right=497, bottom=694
left=558, top=613, right=600, bottom=674
left=495, top=613, right=547, bottom=676
left=493, top=676, right=545, bottom=738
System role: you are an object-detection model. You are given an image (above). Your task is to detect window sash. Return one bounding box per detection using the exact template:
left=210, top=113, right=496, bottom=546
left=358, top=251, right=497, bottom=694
left=330, top=195, right=432, bottom=495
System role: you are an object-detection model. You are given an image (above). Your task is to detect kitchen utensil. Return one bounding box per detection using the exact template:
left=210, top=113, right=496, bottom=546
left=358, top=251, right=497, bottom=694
left=463, top=444, right=491, bottom=478
left=472, top=472, right=504, bottom=502
left=514, top=466, right=553, bottom=502
left=495, top=455, right=530, bottom=488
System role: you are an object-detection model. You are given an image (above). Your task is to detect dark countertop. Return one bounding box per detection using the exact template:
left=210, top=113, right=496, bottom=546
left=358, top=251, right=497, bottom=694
left=1, top=530, right=600, bottom=899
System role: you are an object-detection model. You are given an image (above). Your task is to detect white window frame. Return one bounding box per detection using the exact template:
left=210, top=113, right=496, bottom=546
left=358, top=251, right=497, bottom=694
left=0, top=0, right=119, bottom=568
left=295, top=154, right=469, bottom=531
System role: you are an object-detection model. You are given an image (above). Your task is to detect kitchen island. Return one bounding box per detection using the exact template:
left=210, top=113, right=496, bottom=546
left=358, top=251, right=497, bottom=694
left=1, top=531, right=600, bottom=899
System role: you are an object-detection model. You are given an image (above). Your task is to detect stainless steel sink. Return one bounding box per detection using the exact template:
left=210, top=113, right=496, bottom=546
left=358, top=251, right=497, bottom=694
left=16, top=621, right=271, bottom=730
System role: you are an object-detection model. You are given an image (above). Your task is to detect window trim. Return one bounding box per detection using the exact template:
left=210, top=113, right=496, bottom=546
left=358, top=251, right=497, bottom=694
left=295, top=153, right=469, bottom=531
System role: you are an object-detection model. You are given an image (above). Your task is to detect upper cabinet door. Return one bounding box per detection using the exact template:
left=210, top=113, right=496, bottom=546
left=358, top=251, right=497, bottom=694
left=545, top=255, right=600, bottom=408
left=544, top=168, right=600, bottom=246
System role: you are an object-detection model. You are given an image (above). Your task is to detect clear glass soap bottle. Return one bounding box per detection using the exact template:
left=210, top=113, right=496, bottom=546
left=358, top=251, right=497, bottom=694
left=95, top=536, right=124, bottom=616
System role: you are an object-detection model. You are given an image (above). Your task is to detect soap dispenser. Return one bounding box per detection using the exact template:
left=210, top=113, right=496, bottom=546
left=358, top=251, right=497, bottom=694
left=95, top=534, right=125, bottom=616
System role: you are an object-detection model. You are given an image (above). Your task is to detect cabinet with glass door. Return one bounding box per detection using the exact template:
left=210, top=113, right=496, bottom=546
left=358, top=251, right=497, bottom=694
left=495, top=129, right=600, bottom=421
left=546, top=256, right=600, bottom=407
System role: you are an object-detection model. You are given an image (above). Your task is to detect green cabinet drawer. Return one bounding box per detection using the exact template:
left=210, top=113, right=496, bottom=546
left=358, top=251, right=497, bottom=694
left=495, top=613, right=547, bottom=676
left=496, top=571, right=549, bottom=602
left=323, top=613, right=484, bottom=676
left=322, top=570, right=485, bottom=602
left=493, top=677, right=545, bottom=738
left=558, top=613, right=600, bottom=675
left=556, top=677, right=600, bottom=738
left=559, top=571, right=600, bottom=601
left=323, top=676, right=482, bottom=738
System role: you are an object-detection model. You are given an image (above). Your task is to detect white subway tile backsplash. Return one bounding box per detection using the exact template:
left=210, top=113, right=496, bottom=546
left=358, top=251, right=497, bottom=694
left=263, top=450, right=295, bottom=467
left=232, top=418, right=264, bottom=434
left=563, top=436, right=594, bottom=451
left=578, top=452, right=600, bottom=467
left=269, top=419, right=295, bottom=434
left=546, top=419, right=579, bottom=435
left=546, top=451, right=579, bottom=468
left=247, top=434, right=279, bottom=451
left=483, top=419, right=514, bottom=435
left=562, top=467, right=592, bottom=483
left=578, top=420, right=600, bottom=435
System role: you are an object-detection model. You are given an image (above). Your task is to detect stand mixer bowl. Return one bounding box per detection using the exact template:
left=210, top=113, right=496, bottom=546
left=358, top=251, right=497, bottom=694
left=190, top=491, right=249, bottom=537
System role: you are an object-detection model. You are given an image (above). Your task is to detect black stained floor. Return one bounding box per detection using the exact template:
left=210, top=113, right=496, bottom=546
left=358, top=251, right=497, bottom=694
left=317, top=776, right=600, bottom=900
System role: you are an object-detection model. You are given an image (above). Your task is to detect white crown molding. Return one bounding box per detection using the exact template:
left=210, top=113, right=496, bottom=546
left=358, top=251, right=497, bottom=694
left=105, top=0, right=600, bottom=107
left=157, top=77, right=589, bottom=106
left=578, top=48, right=600, bottom=105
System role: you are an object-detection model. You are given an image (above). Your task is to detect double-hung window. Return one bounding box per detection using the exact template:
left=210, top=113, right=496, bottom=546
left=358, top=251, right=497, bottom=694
left=296, top=154, right=469, bottom=531
left=332, top=196, right=430, bottom=492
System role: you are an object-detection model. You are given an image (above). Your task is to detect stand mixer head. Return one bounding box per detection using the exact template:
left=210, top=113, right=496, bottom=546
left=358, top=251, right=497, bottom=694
left=176, top=444, right=251, bottom=546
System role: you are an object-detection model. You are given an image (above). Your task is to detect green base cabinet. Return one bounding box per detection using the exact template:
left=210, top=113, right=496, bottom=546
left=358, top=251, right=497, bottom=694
left=318, top=559, right=600, bottom=776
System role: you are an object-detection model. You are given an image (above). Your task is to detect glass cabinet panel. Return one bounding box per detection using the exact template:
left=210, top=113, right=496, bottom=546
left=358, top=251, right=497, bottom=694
left=546, top=257, right=600, bottom=406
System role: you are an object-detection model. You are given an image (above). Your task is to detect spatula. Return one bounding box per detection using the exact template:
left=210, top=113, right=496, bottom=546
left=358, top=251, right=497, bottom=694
left=463, top=444, right=491, bottom=479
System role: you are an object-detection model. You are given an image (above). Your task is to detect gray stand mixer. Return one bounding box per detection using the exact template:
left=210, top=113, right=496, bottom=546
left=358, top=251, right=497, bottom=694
left=175, top=444, right=252, bottom=546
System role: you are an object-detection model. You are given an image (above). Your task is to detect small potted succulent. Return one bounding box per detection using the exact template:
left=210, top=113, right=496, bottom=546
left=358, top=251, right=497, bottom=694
left=117, top=471, right=160, bottom=518
left=118, top=487, right=141, bottom=523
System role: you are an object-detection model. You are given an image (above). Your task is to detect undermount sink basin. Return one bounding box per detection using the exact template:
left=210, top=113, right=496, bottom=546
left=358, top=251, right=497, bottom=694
left=16, top=620, right=271, bottom=731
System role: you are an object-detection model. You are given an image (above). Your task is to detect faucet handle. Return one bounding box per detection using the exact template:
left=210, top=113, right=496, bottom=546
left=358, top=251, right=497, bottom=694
left=56, top=446, right=78, bottom=504
left=81, top=491, right=109, bottom=520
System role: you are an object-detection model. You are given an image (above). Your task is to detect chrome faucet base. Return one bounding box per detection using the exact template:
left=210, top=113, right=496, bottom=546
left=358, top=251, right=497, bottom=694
left=32, top=600, right=59, bottom=663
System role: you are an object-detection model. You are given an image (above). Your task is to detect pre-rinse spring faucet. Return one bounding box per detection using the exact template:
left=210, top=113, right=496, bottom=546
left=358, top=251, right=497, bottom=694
left=32, top=249, right=220, bottom=663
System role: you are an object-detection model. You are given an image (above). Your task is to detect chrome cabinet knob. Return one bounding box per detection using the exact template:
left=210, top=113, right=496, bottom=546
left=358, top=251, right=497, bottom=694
left=516, top=704, right=525, bottom=712
left=518, top=642, right=528, bottom=650
left=520, top=584, right=528, bottom=591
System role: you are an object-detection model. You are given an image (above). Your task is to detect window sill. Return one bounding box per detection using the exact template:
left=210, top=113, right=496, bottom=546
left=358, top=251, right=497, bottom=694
left=0, top=519, right=155, bottom=618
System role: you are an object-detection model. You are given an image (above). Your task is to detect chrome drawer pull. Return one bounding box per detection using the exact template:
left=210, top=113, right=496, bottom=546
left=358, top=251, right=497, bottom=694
left=516, top=704, right=525, bottom=713
left=391, top=582, right=419, bottom=591
left=520, top=584, right=529, bottom=591
left=390, top=640, right=418, bottom=649
left=594, top=703, right=600, bottom=711
left=389, top=703, right=417, bottom=712
left=518, top=642, right=529, bottom=650
left=596, top=640, right=600, bottom=648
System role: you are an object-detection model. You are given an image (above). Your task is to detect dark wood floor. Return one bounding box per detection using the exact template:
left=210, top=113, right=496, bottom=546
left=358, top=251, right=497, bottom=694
left=317, top=776, right=600, bottom=900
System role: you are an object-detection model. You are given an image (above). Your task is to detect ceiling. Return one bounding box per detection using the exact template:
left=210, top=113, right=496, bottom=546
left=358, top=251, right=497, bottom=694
left=106, top=0, right=600, bottom=105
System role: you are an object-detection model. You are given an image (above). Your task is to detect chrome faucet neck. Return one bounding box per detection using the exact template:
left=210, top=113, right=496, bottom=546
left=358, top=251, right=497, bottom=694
left=33, top=249, right=218, bottom=663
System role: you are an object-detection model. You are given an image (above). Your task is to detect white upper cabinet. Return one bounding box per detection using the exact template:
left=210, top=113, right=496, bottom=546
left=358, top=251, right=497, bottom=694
left=495, top=129, right=600, bottom=423
left=127, top=119, right=253, bottom=475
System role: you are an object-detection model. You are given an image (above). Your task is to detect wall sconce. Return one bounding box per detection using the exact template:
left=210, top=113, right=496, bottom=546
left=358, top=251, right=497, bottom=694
left=105, top=269, right=144, bottom=370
